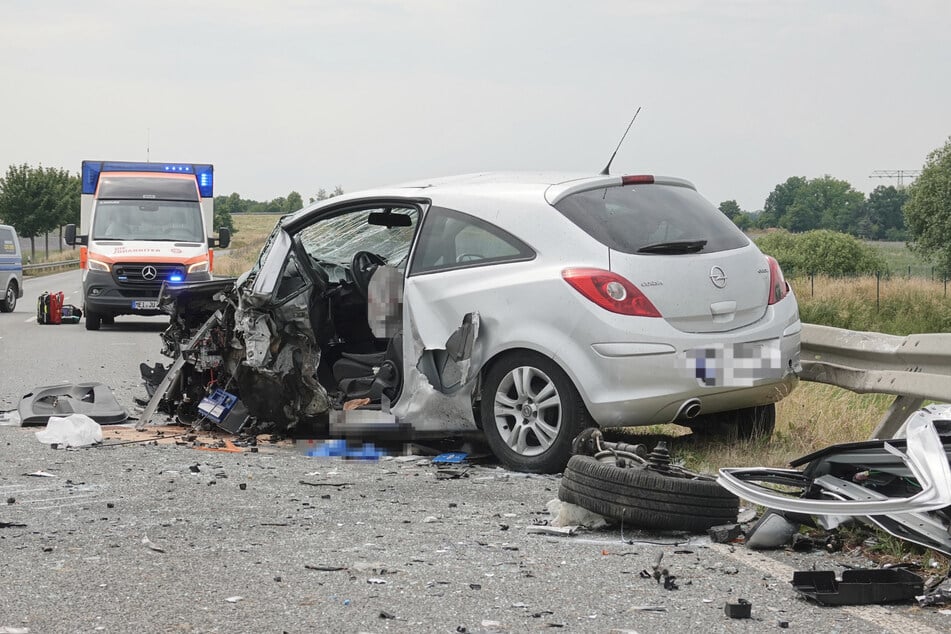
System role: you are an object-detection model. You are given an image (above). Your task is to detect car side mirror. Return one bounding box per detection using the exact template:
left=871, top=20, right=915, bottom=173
left=64, top=223, right=86, bottom=246
left=216, top=227, right=231, bottom=249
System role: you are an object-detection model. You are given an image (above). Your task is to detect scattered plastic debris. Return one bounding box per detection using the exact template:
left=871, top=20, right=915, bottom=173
left=917, top=577, right=951, bottom=607
left=527, top=525, right=577, bottom=537
left=724, top=599, right=751, bottom=619
left=707, top=523, right=742, bottom=543
left=141, top=535, right=166, bottom=554
left=304, top=439, right=385, bottom=460
left=432, top=452, right=468, bottom=464
left=545, top=499, right=610, bottom=529
left=792, top=568, right=923, bottom=605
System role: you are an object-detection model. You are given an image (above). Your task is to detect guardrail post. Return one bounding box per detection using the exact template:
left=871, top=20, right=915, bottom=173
left=875, top=271, right=880, bottom=310
left=871, top=395, right=924, bottom=439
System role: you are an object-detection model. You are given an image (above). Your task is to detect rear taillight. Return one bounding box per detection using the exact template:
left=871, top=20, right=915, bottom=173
left=621, top=174, right=655, bottom=186
left=562, top=268, right=661, bottom=317
left=766, top=256, right=789, bottom=305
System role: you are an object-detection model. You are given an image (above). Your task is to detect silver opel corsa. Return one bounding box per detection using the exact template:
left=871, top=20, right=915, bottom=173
left=216, top=171, right=801, bottom=472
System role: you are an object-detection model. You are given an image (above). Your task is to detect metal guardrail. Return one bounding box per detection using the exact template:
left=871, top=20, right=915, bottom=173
left=22, top=259, right=80, bottom=274
left=800, top=323, right=951, bottom=438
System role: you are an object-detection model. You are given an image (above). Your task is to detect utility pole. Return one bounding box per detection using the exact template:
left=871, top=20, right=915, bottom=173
left=869, top=169, right=921, bottom=188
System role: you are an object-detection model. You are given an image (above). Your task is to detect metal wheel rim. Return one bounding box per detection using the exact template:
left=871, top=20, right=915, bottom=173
left=4, top=286, right=13, bottom=308
left=492, top=365, right=562, bottom=457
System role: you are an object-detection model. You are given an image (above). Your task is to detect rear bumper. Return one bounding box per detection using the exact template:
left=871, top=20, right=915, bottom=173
left=567, top=314, right=803, bottom=427
left=82, top=269, right=212, bottom=316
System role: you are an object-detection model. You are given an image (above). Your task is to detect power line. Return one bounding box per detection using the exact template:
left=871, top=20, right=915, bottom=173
left=869, top=169, right=921, bottom=188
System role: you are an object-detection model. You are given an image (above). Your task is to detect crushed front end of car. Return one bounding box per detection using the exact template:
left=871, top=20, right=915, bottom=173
left=139, top=248, right=331, bottom=436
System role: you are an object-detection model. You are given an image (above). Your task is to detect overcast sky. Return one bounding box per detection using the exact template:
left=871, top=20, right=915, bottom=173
left=2, top=0, right=948, bottom=211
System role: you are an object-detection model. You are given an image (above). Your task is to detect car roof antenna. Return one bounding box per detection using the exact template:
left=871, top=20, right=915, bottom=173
left=600, top=106, right=642, bottom=176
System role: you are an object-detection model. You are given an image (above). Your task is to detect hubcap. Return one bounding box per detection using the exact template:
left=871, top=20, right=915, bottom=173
left=493, top=365, right=562, bottom=457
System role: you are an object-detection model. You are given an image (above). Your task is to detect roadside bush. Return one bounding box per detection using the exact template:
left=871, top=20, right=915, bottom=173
left=755, top=229, right=886, bottom=276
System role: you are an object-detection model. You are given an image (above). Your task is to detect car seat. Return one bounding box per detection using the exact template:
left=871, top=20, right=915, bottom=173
left=332, top=332, right=403, bottom=402
left=332, top=264, right=404, bottom=402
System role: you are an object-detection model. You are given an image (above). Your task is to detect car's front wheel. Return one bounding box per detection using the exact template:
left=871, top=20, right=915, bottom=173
left=85, top=311, right=102, bottom=331
left=0, top=282, right=16, bottom=312
left=481, top=351, right=590, bottom=473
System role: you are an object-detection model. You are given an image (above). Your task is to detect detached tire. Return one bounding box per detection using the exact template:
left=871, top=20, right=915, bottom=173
left=558, top=455, right=738, bottom=532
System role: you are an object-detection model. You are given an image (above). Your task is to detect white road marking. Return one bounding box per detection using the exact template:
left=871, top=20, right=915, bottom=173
left=712, top=543, right=943, bottom=634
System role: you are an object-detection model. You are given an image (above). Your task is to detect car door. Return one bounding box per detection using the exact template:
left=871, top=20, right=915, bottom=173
left=396, top=206, right=536, bottom=426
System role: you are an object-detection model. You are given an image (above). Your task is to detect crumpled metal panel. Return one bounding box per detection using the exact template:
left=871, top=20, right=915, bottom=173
left=717, top=409, right=951, bottom=515
left=235, top=307, right=275, bottom=369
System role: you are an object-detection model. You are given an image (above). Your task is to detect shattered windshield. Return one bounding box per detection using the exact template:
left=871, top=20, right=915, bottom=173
left=297, top=207, right=419, bottom=267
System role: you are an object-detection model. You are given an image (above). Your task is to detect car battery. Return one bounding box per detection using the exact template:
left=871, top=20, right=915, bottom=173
left=197, top=389, right=248, bottom=434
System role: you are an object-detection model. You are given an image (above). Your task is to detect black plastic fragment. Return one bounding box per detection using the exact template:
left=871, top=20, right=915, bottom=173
left=724, top=598, right=751, bottom=619
left=791, top=568, right=923, bottom=605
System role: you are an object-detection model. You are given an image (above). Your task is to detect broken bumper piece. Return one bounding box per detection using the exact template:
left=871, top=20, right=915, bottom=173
left=717, top=404, right=951, bottom=555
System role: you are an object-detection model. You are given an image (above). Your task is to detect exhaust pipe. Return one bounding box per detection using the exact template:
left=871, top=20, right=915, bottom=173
left=676, top=398, right=702, bottom=421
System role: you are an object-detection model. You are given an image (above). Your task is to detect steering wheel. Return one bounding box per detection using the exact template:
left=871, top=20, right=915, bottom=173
left=350, top=251, right=387, bottom=298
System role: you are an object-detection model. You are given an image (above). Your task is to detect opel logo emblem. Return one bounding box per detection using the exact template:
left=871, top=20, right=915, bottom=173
left=709, top=266, right=727, bottom=289
left=142, top=265, right=158, bottom=281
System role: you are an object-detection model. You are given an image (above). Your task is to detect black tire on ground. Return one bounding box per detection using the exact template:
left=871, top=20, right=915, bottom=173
left=85, top=311, right=102, bottom=331
left=558, top=455, right=739, bottom=532
left=688, top=403, right=776, bottom=441
left=481, top=350, right=591, bottom=474
left=0, top=282, right=16, bottom=312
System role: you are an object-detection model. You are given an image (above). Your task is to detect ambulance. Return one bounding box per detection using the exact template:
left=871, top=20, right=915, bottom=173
left=65, top=161, right=230, bottom=330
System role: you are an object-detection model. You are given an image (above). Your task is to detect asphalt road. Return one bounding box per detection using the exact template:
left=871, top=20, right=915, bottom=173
left=1, top=272, right=949, bottom=633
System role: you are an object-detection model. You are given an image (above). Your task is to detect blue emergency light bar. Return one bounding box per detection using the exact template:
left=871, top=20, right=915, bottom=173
left=82, top=161, right=214, bottom=198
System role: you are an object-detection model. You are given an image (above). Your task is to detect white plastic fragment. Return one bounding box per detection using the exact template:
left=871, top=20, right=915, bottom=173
left=141, top=535, right=166, bottom=553
left=225, top=596, right=243, bottom=603
left=25, top=471, right=56, bottom=478
left=546, top=499, right=611, bottom=529
left=34, top=414, right=102, bottom=448
left=0, top=410, right=22, bottom=426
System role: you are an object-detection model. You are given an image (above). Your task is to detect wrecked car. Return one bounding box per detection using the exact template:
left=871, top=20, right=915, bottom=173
left=143, top=172, right=801, bottom=472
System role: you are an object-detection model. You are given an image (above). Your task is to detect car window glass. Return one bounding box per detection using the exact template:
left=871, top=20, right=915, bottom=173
left=0, top=228, right=15, bottom=253
left=275, top=252, right=307, bottom=301
left=410, top=207, right=534, bottom=275
left=298, top=207, right=418, bottom=268
left=554, top=184, right=749, bottom=254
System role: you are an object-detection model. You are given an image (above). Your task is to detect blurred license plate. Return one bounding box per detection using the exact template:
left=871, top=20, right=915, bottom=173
left=681, top=341, right=782, bottom=387
left=132, top=300, right=159, bottom=310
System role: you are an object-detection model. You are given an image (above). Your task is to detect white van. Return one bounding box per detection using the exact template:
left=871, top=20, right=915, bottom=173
left=0, top=224, right=24, bottom=312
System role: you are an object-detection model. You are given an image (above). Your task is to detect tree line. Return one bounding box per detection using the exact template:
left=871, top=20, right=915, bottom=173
left=719, top=179, right=907, bottom=241
left=213, top=186, right=344, bottom=231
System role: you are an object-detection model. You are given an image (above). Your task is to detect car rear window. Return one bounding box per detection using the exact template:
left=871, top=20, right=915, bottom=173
left=553, top=184, right=749, bottom=254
